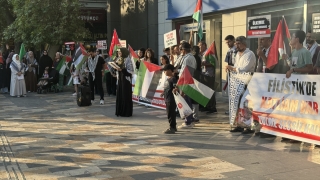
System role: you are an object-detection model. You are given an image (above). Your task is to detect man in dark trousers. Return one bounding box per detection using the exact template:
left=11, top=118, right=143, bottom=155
left=87, top=47, right=105, bottom=105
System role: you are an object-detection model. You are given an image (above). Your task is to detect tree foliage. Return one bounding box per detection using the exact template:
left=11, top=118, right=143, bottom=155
left=2, top=0, right=90, bottom=48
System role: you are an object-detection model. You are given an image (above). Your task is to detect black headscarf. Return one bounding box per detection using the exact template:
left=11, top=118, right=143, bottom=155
left=39, top=51, right=53, bottom=76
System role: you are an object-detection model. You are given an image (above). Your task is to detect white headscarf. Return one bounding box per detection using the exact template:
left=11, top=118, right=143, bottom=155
left=12, top=54, right=21, bottom=69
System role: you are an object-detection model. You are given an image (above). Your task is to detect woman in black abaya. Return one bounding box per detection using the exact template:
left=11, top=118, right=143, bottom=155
left=114, top=48, right=133, bottom=117
left=38, top=50, right=53, bottom=78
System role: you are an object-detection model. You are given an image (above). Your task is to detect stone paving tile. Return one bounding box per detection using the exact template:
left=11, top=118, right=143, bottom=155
left=1, top=92, right=320, bottom=179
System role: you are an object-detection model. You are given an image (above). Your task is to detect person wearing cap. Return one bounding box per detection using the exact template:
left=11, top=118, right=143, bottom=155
left=87, top=47, right=106, bottom=105
left=226, top=36, right=256, bottom=134
left=160, top=64, right=177, bottom=134
left=176, top=42, right=197, bottom=129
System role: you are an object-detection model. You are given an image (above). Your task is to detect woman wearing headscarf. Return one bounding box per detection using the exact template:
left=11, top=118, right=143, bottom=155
left=114, top=48, right=133, bottom=117
left=10, top=54, right=27, bottom=97
left=25, top=51, right=38, bottom=92
left=38, top=50, right=53, bottom=79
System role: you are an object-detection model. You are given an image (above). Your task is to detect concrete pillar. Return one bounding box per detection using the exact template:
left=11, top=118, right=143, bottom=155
left=106, top=0, right=121, bottom=48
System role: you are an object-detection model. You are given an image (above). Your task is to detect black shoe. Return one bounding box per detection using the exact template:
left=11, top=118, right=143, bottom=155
left=193, top=119, right=200, bottom=124
left=206, top=109, right=217, bottom=114
left=259, top=133, right=276, bottom=138
left=200, top=107, right=209, bottom=112
left=230, top=127, right=244, bottom=132
left=163, top=128, right=175, bottom=134
left=242, top=129, right=254, bottom=134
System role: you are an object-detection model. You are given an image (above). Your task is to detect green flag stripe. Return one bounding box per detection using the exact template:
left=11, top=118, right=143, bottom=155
left=177, top=84, right=210, bottom=107
left=205, top=54, right=216, bottom=66
left=133, top=62, right=147, bottom=96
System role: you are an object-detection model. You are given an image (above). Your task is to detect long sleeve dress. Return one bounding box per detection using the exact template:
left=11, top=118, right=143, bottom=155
left=115, top=57, right=133, bottom=117
left=10, top=60, right=27, bottom=96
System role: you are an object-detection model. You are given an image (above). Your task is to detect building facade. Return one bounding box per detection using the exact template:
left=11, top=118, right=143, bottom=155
left=167, top=0, right=320, bottom=95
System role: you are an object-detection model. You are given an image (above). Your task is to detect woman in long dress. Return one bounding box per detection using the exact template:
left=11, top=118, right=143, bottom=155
left=10, top=54, right=27, bottom=97
left=114, top=48, right=133, bottom=117
left=25, top=51, right=38, bottom=92
left=38, top=50, right=52, bottom=79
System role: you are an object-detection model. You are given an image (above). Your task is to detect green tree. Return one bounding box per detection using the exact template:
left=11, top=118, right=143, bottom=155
left=3, top=0, right=89, bottom=49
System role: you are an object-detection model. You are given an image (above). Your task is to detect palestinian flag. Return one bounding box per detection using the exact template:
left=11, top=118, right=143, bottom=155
left=128, top=44, right=139, bottom=71
left=19, top=43, right=26, bottom=61
left=192, top=0, right=203, bottom=40
left=73, top=44, right=89, bottom=70
left=56, top=55, right=72, bottom=76
left=204, top=41, right=218, bottom=66
left=133, top=61, right=162, bottom=100
left=177, top=66, right=215, bottom=107
left=267, top=16, right=291, bottom=68
left=109, top=29, right=121, bottom=59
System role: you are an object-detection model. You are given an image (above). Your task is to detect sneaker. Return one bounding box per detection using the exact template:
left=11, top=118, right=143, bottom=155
left=100, top=99, right=104, bottom=105
left=91, top=100, right=94, bottom=104
left=72, top=93, right=77, bottom=96
left=163, top=128, right=175, bottom=134
left=178, top=123, right=194, bottom=129
left=206, top=109, right=218, bottom=114
left=230, top=127, right=244, bottom=132
left=241, top=129, right=255, bottom=134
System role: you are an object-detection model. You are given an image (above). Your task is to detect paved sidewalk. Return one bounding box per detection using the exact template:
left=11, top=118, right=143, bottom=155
left=0, top=92, right=320, bottom=180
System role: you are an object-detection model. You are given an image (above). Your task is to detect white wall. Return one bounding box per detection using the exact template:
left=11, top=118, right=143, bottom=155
left=158, top=0, right=172, bottom=59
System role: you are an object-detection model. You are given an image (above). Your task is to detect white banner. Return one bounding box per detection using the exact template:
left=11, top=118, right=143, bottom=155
left=238, top=73, right=320, bottom=145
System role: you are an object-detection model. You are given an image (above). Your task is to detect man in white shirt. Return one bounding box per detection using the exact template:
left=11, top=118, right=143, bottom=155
left=226, top=36, right=256, bottom=73
left=176, top=43, right=197, bottom=129
left=226, top=36, right=256, bottom=134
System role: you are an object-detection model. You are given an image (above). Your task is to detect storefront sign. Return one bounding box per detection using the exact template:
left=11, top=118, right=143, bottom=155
left=80, top=9, right=106, bottom=23
left=97, top=40, right=107, bottom=50
left=237, top=73, right=320, bottom=145
left=164, top=30, right=177, bottom=48
left=181, top=23, right=206, bottom=33
left=120, top=40, right=127, bottom=48
left=247, top=15, right=271, bottom=38
left=312, top=13, right=320, bottom=33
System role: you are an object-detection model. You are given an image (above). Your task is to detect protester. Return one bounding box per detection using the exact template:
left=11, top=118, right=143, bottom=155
left=38, top=50, right=53, bottom=79
left=87, top=47, right=105, bottom=105
left=114, top=48, right=133, bottom=117
left=198, top=41, right=217, bottom=114
left=161, top=64, right=177, bottom=134
left=163, top=47, right=170, bottom=59
left=176, top=42, right=197, bottom=129
left=285, top=30, right=313, bottom=78
left=144, top=48, right=158, bottom=65
left=169, top=45, right=179, bottom=65
left=135, top=48, right=146, bottom=70
left=53, top=52, right=65, bottom=91
left=25, top=51, right=38, bottom=92
left=160, top=55, right=170, bottom=67
left=70, top=63, right=80, bottom=96
left=191, top=46, right=202, bottom=123
left=10, top=54, right=27, bottom=97
left=226, top=36, right=256, bottom=134
left=6, top=51, right=14, bottom=92
left=306, top=31, right=320, bottom=74
left=224, top=35, right=237, bottom=115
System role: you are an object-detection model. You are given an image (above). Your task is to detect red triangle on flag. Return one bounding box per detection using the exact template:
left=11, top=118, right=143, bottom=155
left=143, top=61, right=161, bottom=72
left=177, top=67, right=194, bottom=86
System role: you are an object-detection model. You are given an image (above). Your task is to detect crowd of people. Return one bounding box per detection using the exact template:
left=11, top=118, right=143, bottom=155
left=1, top=29, right=318, bottom=136
left=226, top=30, right=319, bottom=139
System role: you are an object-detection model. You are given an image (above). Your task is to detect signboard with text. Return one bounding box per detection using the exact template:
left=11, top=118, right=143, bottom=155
left=164, top=30, right=177, bottom=48
left=120, top=40, right=127, bottom=48
left=238, top=73, right=320, bottom=145
left=312, top=13, right=320, bottom=34
left=247, top=15, right=271, bottom=38
left=97, top=40, right=107, bottom=50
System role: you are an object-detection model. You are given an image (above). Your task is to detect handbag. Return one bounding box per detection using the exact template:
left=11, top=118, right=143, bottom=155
left=173, top=93, right=193, bottom=118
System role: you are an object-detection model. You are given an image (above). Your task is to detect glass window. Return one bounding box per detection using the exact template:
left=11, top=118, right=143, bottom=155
left=250, top=2, right=303, bottom=53
left=308, top=0, right=320, bottom=43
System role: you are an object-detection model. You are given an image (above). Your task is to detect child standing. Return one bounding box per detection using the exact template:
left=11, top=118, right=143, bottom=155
left=160, top=64, right=177, bottom=134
